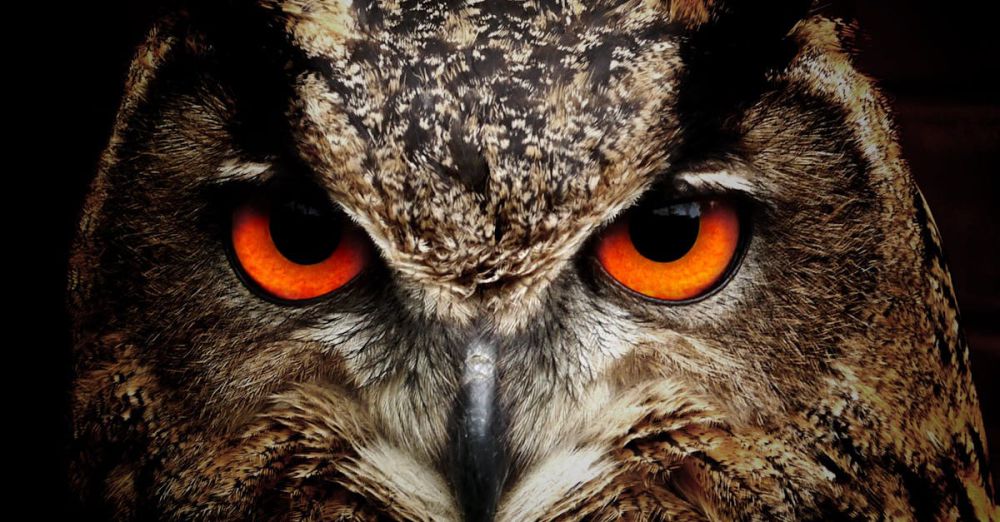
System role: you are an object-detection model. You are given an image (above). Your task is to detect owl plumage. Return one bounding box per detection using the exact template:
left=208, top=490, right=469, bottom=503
left=67, top=1, right=997, bottom=520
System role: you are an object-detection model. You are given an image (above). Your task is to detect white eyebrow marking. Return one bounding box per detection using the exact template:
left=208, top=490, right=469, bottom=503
left=674, top=170, right=765, bottom=196
left=215, top=159, right=273, bottom=182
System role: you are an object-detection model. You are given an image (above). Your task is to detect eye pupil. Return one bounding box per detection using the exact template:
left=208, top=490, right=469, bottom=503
left=628, top=201, right=702, bottom=263
left=269, top=200, right=342, bottom=265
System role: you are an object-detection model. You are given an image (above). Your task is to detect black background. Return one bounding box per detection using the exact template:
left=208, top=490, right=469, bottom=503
left=29, top=0, right=998, bottom=514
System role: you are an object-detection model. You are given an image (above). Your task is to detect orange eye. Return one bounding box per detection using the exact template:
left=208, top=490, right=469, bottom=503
left=595, top=198, right=742, bottom=301
left=231, top=194, right=369, bottom=302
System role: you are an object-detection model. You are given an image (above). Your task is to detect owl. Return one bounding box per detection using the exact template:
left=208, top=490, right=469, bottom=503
left=67, top=0, right=997, bottom=520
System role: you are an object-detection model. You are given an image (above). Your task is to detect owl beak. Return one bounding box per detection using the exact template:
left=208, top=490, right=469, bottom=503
left=448, top=333, right=507, bottom=522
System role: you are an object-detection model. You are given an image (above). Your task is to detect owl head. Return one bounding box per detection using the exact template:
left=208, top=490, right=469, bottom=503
left=67, top=1, right=996, bottom=519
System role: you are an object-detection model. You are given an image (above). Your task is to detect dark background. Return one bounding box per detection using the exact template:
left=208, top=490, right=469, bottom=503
left=32, top=0, right=998, bottom=513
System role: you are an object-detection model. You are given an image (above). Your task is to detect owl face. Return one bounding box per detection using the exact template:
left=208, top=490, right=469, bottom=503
left=68, top=1, right=995, bottom=520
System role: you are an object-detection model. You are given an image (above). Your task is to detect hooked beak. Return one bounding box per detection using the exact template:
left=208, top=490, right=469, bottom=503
left=448, top=333, right=507, bottom=521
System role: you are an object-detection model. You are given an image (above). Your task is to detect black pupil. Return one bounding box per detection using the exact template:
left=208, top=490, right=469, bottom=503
left=269, top=199, right=342, bottom=265
left=628, top=201, right=702, bottom=263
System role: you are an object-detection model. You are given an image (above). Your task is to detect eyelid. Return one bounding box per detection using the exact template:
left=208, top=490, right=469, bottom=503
left=212, top=159, right=275, bottom=184
left=670, top=170, right=765, bottom=199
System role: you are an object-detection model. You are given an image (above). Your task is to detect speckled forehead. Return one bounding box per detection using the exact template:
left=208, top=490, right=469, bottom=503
left=285, top=0, right=683, bottom=149
left=276, top=0, right=685, bottom=290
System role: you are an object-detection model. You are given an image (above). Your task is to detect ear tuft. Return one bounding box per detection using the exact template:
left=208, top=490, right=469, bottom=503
left=661, top=1, right=813, bottom=35
left=666, top=0, right=716, bottom=28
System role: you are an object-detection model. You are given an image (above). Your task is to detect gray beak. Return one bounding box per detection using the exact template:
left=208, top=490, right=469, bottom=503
left=448, top=333, right=507, bottom=521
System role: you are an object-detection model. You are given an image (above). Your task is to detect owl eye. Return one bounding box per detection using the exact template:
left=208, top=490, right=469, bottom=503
left=595, top=198, right=743, bottom=302
left=230, top=191, right=369, bottom=302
